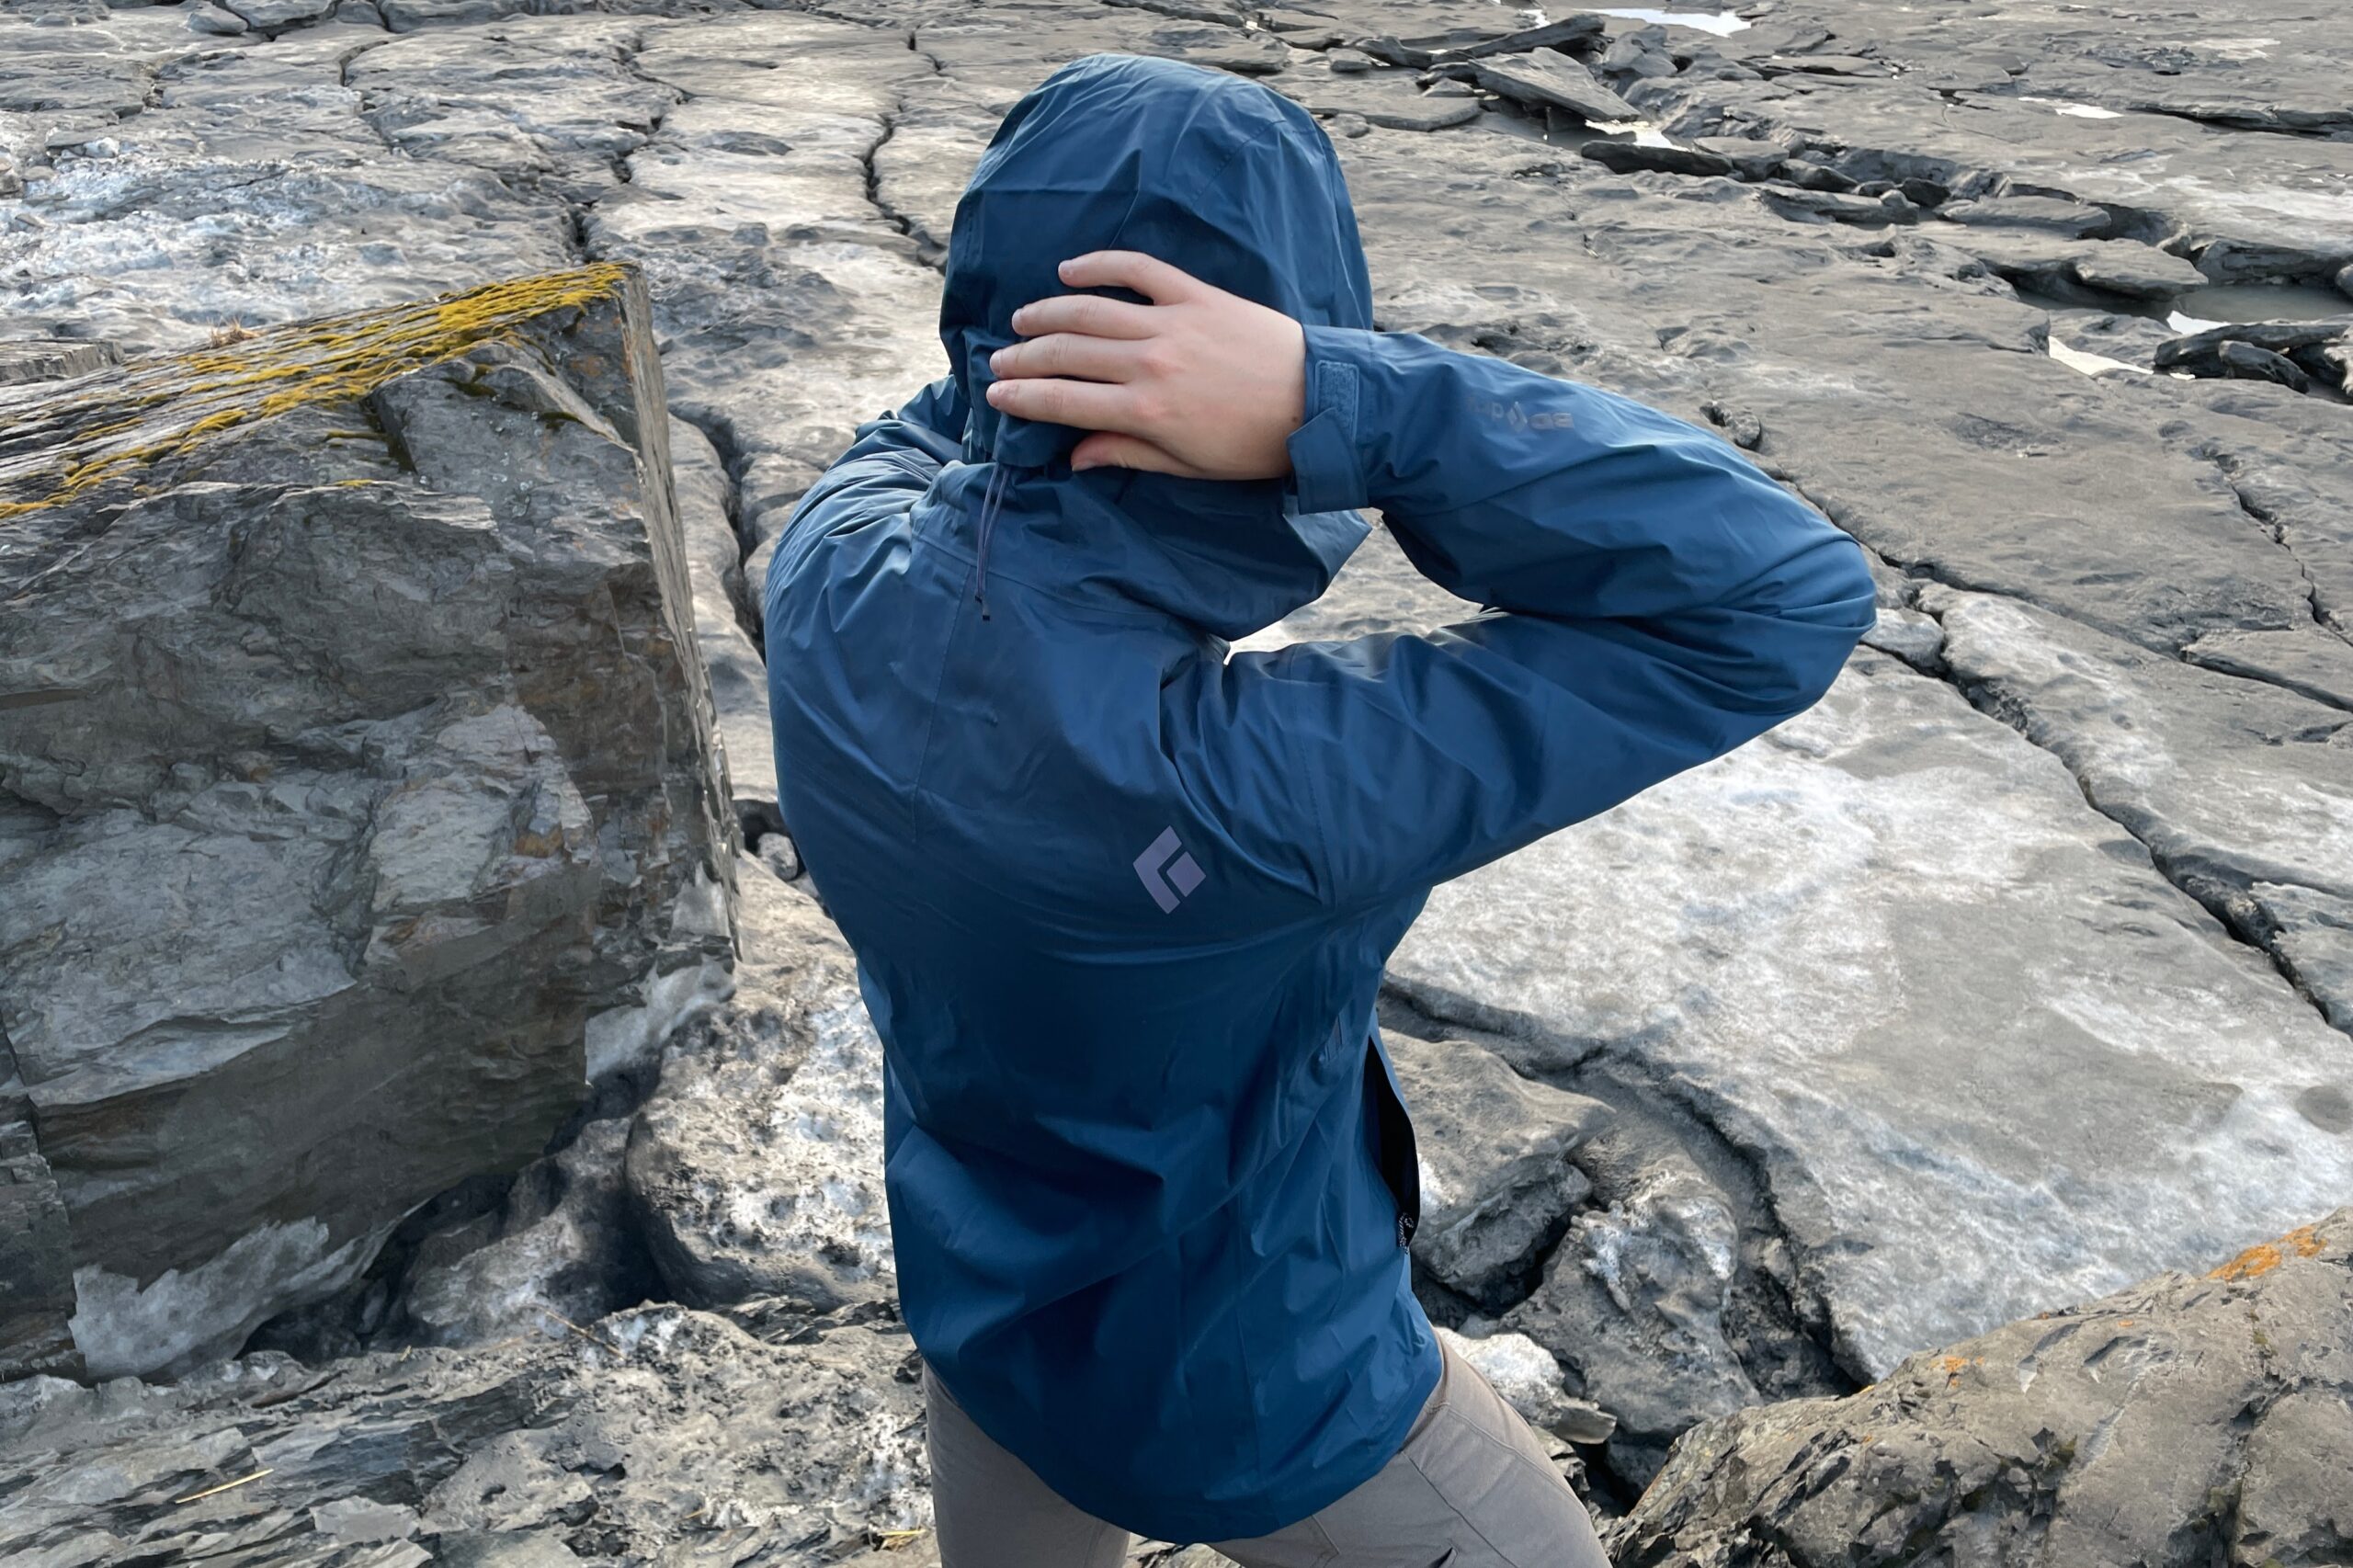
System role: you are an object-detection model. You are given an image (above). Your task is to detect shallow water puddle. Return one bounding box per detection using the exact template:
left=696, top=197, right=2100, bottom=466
left=2047, top=337, right=2151, bottom=378
left=2168, top=280, right=2352, bottom=327
left=1479, top=106, right=1681, bottom=151
left=2017, top=97, right=2125, bottom=119
left=1593, top=6, right=1753, bottom=35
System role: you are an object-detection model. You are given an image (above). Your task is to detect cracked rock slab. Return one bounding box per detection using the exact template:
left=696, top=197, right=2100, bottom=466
left=1930, top=584, right=2353, bottom=1029
left=1387, top=651, right=2353, bottom=1381
left=1610, top=1209, right=2353, bottom=1567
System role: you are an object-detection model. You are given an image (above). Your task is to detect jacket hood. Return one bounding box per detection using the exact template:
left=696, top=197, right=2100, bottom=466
left=938, top=53, right=1377, bottom=638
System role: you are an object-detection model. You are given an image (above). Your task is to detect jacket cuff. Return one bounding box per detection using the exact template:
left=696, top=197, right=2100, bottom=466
left=1285, top=326, right=1370, bottom=514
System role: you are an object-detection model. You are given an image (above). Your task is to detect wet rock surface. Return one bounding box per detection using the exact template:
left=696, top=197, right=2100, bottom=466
left=3, top=0, right=2351, bottom=1555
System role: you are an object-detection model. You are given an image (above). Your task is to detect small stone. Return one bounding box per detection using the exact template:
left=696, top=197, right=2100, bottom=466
left=1325, top=111, right=1371, bottom=139
left=1326, top=47, right=1373, bottom=74
left=187, top=2, right=247, bottom=30
left=1938, top=195, right=2109, bottom=237
left=1860, top=606, right=1946, bottom=671
left=2215, top=339, right=2311, bottom=392
left=1438, top=1327, right=1619, bottom=1444
left=1700, top=400, right=1765, bottom=449
left=1692, top=136, right=1787, bottom=179
left=1898, top=176, right=1949, bottom=207
left=756, top=832, right=802, bottom=882
left=1780, top=160, right=1857, bottom=193
left=1757, top=186, right=1896, bottom=224
left=1422, top=77, right=1475, bottom=97
left=2336, top=261, right=2353, bottom=301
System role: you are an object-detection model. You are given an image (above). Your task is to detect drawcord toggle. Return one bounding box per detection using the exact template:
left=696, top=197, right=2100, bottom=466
left=972, top=462, right=1010, bottom=621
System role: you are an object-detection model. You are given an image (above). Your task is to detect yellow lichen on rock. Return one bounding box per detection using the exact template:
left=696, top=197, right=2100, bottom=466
left=2207, top=1223, right=2325, bottom=1282
left=0, top=264, right=635, bottom=524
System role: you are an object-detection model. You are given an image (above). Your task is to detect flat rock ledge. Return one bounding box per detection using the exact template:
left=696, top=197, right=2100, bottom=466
left=0, top=267, right=737, bottom=1385
left=1610, top=1209, right=2353, bottom=1566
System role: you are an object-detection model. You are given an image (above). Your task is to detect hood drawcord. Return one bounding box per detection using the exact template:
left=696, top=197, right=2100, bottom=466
left=973, top=462, right=1010, bottom=621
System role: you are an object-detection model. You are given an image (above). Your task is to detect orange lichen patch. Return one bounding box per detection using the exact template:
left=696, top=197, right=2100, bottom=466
left=1938, top=1355, right=1984, bottom=1389
left=0, top=264, right=633, bottom=525
left=2209, top=1224, right=2325, bottom=1282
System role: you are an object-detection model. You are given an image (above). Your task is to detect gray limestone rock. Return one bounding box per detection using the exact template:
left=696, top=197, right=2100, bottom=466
left=1388, top=651, right=2353, bottom=1384
left=0, top=268, right=736, bottom=1381
left=1928, top=585, right=2353, bottom=1036
left=188, top=3, right=248, bottom=33
left=2182, top=627, right=2353, bottom=713
left=626, top=856, right=891, bottom=1312
left=0, top=1303, right=931, bottom=1565
left=1938, top=193, right=2111, bottom=237
left=1690, top=135, right=1784, bottom=178
left=1506, top=1149, right=1759, bottom=1483
left=0, top=1122, right=79, bottom=1382
left=1386, top=1030, right=1610, bottom=1306
left=224, top=0, right=335, bottom=27
left=1436, top=1326, right=1616, bottom=1445
left=1354, top=11, right=1605, bottom=70
left=0, top=339, right=119, bottom=386
left=1469, top=51, right=1638, bottom=124
left=1611, top=1209, right=2353, bottom=1566
left=397, top=1119, right=654, bottom=1349
left=1582, top=139, right=1735, bottom=178
left=1276, top=68, right=1485, bottom=131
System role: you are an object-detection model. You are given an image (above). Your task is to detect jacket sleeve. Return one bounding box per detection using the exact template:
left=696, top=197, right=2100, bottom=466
left=1193, top=325, right=1876, bottom=914
left=770, top=375, right=968, bottom=584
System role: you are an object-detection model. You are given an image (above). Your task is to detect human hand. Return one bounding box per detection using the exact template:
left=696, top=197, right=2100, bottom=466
left=983, top=251, right=1307, bottom=481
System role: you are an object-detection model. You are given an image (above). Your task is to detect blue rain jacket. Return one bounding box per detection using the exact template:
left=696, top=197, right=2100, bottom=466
left=764, top=53, right=1875, bottom=1544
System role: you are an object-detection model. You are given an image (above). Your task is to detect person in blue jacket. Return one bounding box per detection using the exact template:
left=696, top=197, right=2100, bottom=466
left=764, top=52, right=1875, bottom=1568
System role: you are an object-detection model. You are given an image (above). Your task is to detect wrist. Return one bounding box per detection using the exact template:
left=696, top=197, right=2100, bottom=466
left=1284, top=324, right=1374, bottom=513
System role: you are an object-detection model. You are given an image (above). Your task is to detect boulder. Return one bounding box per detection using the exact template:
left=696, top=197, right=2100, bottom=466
left=0, top=267, right=737, bottom=1381
left=1611, top=1210, right=2353, bottom=1565
left=626, top=856, right=892, bottom=1312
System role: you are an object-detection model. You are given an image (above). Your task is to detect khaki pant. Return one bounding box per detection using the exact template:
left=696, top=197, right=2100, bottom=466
left=923, top=1337, right=1612, bottom=1568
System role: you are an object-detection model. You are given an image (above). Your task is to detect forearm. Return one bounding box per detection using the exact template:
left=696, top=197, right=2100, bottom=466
left=1285, top=326, right=1870, bottom=644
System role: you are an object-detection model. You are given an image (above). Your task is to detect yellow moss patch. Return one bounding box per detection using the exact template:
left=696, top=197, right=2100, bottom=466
left=2209, top=1224, right=2325, bottom=1282
left=0, top=264, right=633, bottom=524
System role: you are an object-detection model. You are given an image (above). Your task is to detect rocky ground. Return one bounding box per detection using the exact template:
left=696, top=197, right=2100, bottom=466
left=2, top=0, right=2350, bottom=1561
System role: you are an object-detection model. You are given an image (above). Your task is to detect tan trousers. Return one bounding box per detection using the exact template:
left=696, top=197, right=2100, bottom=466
left=922, top=1337, right=1612, bottom=1568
